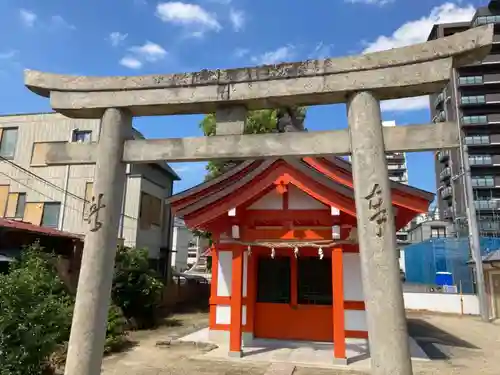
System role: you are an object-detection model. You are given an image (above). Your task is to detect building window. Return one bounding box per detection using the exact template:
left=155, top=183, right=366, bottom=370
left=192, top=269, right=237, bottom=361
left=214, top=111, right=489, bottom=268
left=0, top=128, right=18, bottom=159
left=471, top=176, right=495, bottom=187
left=41, top=202, right=61, bottom=228
left=72, top=130, right=92, bottom=143
left=257, top=257, right=291, bottom=303
left=139, top=192, right=162, bottom=229
left=296, top=257, right=332, bottom=306
left=469, top=155, right=492, bottom=165
left=460, top=95, right=486, bottom=105
left=459, top=76, right=483, bottom=85
left=15, top=193, right=26, bottom=218
left=464, top=135, right=490, bottom=145
left=462, top=115, right=488, bottom=125
left=430, top=227, right=446, bottom=238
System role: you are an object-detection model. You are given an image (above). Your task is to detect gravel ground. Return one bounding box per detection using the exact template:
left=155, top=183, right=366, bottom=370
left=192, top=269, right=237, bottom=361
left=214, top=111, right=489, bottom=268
left=101, top=311, right=500, bottom=375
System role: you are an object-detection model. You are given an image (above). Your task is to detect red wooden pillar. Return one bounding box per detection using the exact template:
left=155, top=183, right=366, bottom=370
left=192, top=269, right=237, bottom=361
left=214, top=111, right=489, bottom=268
left=246, top=249, right=256, bottom=334
left=229, top=245, right=244, bottom=357
left=332, top=246, right=346, bottom=360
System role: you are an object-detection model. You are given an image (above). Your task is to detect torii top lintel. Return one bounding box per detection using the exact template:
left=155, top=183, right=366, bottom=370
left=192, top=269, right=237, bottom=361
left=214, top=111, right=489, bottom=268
left=167, top=157, right=434, bottom=232
left=24, top=25, right=493, bottom=119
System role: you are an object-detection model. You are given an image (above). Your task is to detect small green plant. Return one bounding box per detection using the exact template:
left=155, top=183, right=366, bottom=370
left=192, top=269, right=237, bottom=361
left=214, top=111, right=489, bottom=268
left=112, top=247, right=164, bottom=329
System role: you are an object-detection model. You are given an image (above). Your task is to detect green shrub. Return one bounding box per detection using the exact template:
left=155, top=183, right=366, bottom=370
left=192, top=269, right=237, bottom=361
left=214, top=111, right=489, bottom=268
left=0, top=244, right=131, bottom=375
left=0, top=246, right=73, bottom=375
left=112, top=247, right=164, bottom=329
left=104, top=304, right=129, bottom=353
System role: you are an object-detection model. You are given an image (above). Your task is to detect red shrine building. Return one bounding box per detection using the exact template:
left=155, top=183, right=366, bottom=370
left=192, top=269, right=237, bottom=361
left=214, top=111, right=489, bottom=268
left=168, top=157, right=433, bottom=361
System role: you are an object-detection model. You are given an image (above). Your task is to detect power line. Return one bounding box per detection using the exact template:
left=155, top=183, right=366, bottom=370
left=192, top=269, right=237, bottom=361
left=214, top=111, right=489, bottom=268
left=0, top=155, right=140, bottom=222
left=0, top=170, right=138, bottom=233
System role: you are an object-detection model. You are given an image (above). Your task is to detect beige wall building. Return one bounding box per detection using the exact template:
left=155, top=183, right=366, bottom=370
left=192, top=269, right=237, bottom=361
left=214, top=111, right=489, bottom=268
left=0, top=112, right=179, bottom=267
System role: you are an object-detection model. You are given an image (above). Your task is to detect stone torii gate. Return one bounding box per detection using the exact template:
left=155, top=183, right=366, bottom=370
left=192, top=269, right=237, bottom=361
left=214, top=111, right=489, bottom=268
left=24, top=25, right=493, bottom=375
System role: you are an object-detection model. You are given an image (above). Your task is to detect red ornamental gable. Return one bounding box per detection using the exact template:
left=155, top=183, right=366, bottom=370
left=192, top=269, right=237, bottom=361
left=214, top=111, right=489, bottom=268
left=167, top=157, right=434, bottom=232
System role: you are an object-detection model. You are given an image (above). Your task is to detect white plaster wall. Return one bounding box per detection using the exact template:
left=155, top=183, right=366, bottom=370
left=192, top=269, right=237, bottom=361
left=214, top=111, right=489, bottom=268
left=217, top=251, right=232, bottom=297
left=216, top=250, right=249, bottom=297
left=403, top=292, right=480, bottom=315
left=345, top=310, right=367, bottom=331
left=343, top=253, right=364, bottom=301
left=288, top=185, right=328, bottom=210
left=215, top=305, right=248, bottom=325
left=248, top=189, right=283, bottom=210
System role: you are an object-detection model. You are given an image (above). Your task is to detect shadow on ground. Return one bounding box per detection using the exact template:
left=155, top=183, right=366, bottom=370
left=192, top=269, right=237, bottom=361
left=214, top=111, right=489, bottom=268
left=407, top=317, right=478, bottom=360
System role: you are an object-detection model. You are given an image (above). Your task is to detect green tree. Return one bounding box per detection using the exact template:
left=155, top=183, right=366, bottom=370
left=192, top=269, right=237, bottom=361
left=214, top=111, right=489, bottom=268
left=200, top=107, right=307, bottom=180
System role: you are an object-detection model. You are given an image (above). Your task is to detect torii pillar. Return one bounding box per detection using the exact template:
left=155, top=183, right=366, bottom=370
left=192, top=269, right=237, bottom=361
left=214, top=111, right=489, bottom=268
left=348, top=91, right=412, bottom=375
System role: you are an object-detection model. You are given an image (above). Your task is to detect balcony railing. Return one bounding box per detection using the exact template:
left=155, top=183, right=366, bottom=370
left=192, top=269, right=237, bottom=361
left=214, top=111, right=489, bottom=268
left=469, top=155, right=493, bottom=166
left=440, top=167, right=452, bottom=181
left=474, top=200, right=500, bottom=210
left=442, top=208, right=453, bottom=220
left=473, top=15, right=500, bottom=26
left=479, top=221, right=500, bottom=232
left=434, top=92, right=445, bottom=108
left=440, top=186, right=453, bottom=199
left=462, top=115, right=488, bottom=126
left=437, top=150, right=450, bottom=163
left=465, top=136, right=490, bottom=146
left=388, top=164, right=405, bottom=170
left=433, top=111, right=446, bottom=123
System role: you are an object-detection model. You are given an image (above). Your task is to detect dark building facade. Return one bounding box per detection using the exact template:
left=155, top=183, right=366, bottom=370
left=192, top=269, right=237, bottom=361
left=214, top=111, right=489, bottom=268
left=430, top=0, right=500, bottom=237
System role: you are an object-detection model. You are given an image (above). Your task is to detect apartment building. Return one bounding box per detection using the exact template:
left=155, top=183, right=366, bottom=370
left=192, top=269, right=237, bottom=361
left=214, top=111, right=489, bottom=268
left=430, top=0, right=500, bottom=237
left=0, top=112, right=179, bottom=273
left=349, top=120, right=410, bottom=242
left=383, top=120, right=411, bottom=242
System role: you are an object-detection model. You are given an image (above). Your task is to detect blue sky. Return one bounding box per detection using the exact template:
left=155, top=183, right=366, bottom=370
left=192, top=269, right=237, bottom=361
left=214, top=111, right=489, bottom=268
left=0, top=0, right=486, bottom=194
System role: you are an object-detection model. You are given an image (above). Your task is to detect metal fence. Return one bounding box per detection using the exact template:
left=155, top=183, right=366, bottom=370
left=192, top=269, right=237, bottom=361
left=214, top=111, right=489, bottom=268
left=403, top=236, right=500, bottom=294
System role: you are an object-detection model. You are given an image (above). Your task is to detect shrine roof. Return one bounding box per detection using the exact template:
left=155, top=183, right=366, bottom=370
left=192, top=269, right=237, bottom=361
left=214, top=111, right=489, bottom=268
left=167, top=157, right=434, bottom=219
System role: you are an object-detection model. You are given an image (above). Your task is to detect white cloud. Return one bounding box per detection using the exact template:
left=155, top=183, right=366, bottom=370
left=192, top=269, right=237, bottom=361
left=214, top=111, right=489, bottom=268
left=363, top=2, right=475, bottom=53
left=0, top=51, right=17, bottom=60
left=19, top=9, right=37, bottom=27
left=229, top=8, right=245, bottom=32
left=109, top=32, right=128, bottom=47
left=233, top=47, right=249, bottom=58
left=362, top=2, right=475, bottom=112
left=129, top=41, right=167, bottom=62
left=345, top=0, right=394, bottom=6
left=50, top=15, right=76, bottom=30
left=251, top=45, right=295, bottom=65
left=120, top=41, right=167, bottom=69
left=120, top=57, right=143, bottom=69
left=156, top=2, right=221, bottom=35
left=309, top=42, right=334, bottom=60
left=380, top=96, right=430, bottom=112
left=172, top=162, right=207, bottom=174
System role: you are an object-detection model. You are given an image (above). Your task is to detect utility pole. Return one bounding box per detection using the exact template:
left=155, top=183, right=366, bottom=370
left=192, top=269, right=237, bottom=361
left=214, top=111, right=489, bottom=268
left=451, top=69, right=490, bottom=322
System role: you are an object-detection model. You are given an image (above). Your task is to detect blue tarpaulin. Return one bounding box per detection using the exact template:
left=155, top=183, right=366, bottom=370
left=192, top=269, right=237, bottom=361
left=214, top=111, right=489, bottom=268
left=404, top=237, right=500, bottom=294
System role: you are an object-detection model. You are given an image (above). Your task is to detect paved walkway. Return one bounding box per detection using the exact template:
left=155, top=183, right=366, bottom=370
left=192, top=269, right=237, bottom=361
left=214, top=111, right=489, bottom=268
left=101, top=311, right=500, bottom=375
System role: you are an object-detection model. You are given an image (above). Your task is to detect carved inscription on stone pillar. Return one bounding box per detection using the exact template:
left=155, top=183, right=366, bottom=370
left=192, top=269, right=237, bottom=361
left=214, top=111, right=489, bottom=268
left=364, top=183, right=388, bottom=238
left=87, top=193, right=106, bottom=232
